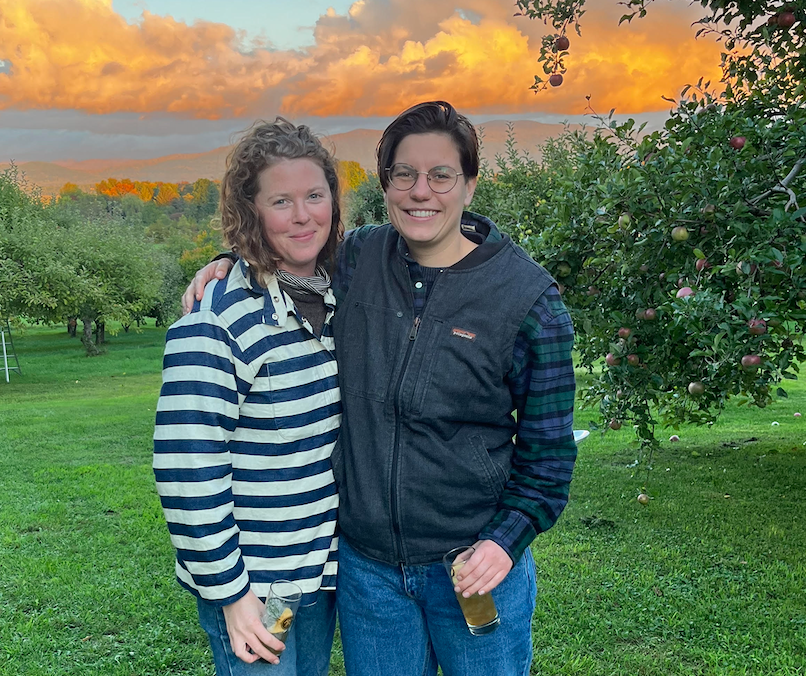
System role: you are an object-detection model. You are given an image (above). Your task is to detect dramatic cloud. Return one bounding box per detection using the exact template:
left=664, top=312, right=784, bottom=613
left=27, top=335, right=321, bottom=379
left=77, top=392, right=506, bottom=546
left=0, top=0, right=724, bottom=119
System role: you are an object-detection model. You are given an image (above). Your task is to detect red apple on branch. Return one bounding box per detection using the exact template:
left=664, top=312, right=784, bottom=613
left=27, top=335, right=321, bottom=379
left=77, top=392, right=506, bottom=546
left=618, top=327, right=632, bottom=339
left=741, top=354, right=762, bottom=371
left=748, top=319, right=767, bottom=335
left=605, top=353, right=621, bottom=367
left=549, top=73, right=563, bottom=87
left=643, top=308, right=657, bottom=321
left=676, top=286, right=694, bottom=299
left=730, top=136, right=746, bottom=150
left=555, top=35, right=570, bottom=50
left=778, top=11, right=796, bottom=28
left=609, top=419, right=622, bottom=431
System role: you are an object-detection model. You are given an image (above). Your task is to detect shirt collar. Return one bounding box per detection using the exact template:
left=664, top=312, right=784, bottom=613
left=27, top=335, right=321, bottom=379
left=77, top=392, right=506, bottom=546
left=237, top=258, right=335, bottom=327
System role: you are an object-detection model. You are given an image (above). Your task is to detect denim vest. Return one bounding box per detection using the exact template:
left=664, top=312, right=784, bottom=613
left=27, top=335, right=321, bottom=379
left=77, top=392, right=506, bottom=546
left=332, top=222, right=555, bottom=565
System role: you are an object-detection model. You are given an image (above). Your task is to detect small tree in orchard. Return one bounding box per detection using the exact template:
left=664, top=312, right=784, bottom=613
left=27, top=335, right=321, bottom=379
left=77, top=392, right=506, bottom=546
left=0, top=167, right=167, bottom=355
left=499, top=0, right=806, bottom=464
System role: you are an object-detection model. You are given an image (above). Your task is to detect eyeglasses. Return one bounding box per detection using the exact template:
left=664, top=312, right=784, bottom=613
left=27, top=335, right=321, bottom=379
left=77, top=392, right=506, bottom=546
left=386, top=164, right=463, bottom=193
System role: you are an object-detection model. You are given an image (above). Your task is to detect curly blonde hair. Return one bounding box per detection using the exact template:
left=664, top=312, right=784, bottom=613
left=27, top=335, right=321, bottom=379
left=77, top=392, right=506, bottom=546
left=220, top=118, right=342, bottom=279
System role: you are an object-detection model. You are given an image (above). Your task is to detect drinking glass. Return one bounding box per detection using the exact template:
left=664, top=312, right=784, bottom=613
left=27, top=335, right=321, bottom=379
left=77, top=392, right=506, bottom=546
left=262, top=580, right=303, bottom=655
left=443, top=545, right=500, bottom=635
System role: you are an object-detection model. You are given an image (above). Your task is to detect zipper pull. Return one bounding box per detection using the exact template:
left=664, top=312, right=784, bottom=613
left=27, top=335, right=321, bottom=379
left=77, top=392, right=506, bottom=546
left=409, top=316, right=421, bottom=341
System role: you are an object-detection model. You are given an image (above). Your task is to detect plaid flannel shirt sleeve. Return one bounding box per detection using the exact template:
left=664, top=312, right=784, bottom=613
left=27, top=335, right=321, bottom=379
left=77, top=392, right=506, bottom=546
left=479, top=286, right=578, bottom=563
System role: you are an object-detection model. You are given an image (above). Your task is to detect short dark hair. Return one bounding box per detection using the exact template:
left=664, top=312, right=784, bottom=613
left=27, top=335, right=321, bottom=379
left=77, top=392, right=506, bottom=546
left=220, top=118, right=342, bottom=278
left=376, top=101, right=479, bottom=191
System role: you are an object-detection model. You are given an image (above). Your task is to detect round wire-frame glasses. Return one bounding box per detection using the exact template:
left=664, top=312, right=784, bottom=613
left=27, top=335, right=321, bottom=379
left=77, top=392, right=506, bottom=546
left=386, top=164, right=463, bottom=194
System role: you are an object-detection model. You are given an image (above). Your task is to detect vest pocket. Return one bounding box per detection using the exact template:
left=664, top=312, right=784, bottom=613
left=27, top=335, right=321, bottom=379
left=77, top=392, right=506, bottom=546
left=338, top=301, right=404, bottom=402
left=468, top=434, right=512, bottom=499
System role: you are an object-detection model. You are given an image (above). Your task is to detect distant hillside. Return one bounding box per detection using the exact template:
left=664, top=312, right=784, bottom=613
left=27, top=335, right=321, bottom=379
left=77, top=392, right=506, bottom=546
left=6, top=120, right=580, bottom=195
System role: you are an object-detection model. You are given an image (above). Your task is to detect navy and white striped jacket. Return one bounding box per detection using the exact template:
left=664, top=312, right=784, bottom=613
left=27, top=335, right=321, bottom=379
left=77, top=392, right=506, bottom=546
left=153, top=260, right=340, bottom=607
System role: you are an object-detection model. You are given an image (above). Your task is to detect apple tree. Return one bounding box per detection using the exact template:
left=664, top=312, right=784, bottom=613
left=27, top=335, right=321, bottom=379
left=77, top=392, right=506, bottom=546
left=473, top=0, right=806, bottom=454
left=515, top=0, right=804, bottom=101
left=0, top=165, right=171, bottom=355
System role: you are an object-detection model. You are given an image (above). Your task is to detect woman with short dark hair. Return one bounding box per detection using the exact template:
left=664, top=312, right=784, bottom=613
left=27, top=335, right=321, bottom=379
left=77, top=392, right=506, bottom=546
left=330, top=100, right=577, bottom=676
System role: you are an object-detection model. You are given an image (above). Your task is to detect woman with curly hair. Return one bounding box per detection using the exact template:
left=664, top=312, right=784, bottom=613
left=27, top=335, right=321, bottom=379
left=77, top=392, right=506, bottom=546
left=154, top=118, right=342, bottom=676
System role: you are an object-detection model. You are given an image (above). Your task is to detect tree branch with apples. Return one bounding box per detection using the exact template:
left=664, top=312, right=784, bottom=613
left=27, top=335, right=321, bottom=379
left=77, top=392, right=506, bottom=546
left=466, top=1, right=806, bottom=474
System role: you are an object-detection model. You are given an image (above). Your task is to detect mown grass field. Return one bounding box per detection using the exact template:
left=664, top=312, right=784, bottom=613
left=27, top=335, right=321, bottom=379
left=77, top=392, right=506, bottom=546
left=0, top=324, right=804, bottom=675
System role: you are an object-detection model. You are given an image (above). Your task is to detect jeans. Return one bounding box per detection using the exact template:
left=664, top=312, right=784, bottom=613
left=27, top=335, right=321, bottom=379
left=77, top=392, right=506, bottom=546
left=196, top=589, right=337, bottom=676
left=336, top=538, right=537, bottom=676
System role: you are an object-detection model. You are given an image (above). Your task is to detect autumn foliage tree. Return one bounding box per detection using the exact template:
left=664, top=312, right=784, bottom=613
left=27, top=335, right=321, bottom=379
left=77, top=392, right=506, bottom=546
left=338, top=160, right=368, bottom=194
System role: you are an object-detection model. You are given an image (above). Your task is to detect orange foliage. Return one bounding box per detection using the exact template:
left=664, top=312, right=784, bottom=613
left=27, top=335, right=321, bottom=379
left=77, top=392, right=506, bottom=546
left=155, top=183, right=181, bottom=206
left=136, top=183, right=155, bottom=202
left=96, top=177, right=137, bottom=198
left=338, top=161, right=368, bottom=194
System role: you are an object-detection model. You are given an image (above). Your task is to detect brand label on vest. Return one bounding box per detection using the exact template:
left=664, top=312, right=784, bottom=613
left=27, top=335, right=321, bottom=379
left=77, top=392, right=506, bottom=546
left=451, top=327, right=476, bottom=341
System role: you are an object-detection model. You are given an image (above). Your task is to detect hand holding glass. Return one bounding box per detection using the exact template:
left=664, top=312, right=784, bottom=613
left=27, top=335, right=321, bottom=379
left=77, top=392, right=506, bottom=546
left=261, top=580, right=303, bottom=656
left=443, top=545, right=500, bottom=635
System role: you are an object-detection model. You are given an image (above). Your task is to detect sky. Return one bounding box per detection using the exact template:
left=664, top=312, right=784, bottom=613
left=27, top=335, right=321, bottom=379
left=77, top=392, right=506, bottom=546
left=0, top=0, right=725, bottom=162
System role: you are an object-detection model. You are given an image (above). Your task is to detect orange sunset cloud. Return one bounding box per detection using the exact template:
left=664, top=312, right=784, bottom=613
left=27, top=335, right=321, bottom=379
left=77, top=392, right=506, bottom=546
left=0, top=0, right=724, bottom=118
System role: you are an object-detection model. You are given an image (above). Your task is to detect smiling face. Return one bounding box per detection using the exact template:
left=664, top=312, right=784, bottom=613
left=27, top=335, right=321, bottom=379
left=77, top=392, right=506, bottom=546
left=254, top=158, right=333, bottom=277
left=384, top=132, right=477, bottom=265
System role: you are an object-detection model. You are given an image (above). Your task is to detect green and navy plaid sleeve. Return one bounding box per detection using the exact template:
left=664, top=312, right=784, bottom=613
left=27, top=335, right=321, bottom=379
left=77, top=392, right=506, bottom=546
left=479, top=286, right=577, bottom=563
left=333, top=225, right=379, bottom=306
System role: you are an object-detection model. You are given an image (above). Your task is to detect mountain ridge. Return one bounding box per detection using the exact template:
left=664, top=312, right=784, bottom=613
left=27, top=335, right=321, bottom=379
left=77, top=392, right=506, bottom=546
left=5, top=120, right=581, bottom=194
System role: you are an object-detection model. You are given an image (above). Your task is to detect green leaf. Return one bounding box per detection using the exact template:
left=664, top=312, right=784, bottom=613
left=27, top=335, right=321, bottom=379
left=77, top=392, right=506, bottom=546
left=776, top=388, right=788, bottom=398
left=693, top=248, right=705, bottom=259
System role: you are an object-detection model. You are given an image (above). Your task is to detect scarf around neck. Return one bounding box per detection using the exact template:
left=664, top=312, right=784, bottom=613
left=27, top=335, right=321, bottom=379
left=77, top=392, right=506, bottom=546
left=274, top=265, right=331, bottom=297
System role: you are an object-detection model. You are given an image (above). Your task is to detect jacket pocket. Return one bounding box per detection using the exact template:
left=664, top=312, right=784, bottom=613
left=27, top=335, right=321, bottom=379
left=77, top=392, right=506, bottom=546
left=468, top=435, right=512, bottom=499
left=337, top=301, right=404, bottom=402
left=263, top=349, right=341, bottom=442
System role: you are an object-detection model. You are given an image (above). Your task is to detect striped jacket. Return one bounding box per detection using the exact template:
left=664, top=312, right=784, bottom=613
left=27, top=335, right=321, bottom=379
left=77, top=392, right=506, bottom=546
left=153, top=260, right=340, bottom=606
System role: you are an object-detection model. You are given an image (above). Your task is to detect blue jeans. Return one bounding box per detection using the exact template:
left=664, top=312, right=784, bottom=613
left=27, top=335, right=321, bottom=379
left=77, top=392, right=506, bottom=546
left=336, top=538, right=537, bottom=676
left=196, top=590, right=337, bottom=676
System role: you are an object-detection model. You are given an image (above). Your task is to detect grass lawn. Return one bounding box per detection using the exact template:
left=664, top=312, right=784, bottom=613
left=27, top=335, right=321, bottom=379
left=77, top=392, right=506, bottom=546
left=0, top=324, right=804, bottom=675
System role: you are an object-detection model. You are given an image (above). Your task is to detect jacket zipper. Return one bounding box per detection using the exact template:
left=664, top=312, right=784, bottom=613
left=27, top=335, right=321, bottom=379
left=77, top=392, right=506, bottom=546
left=389, top=270, right=441, bottom=562
left=390, top=313, right=420, bottom=562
